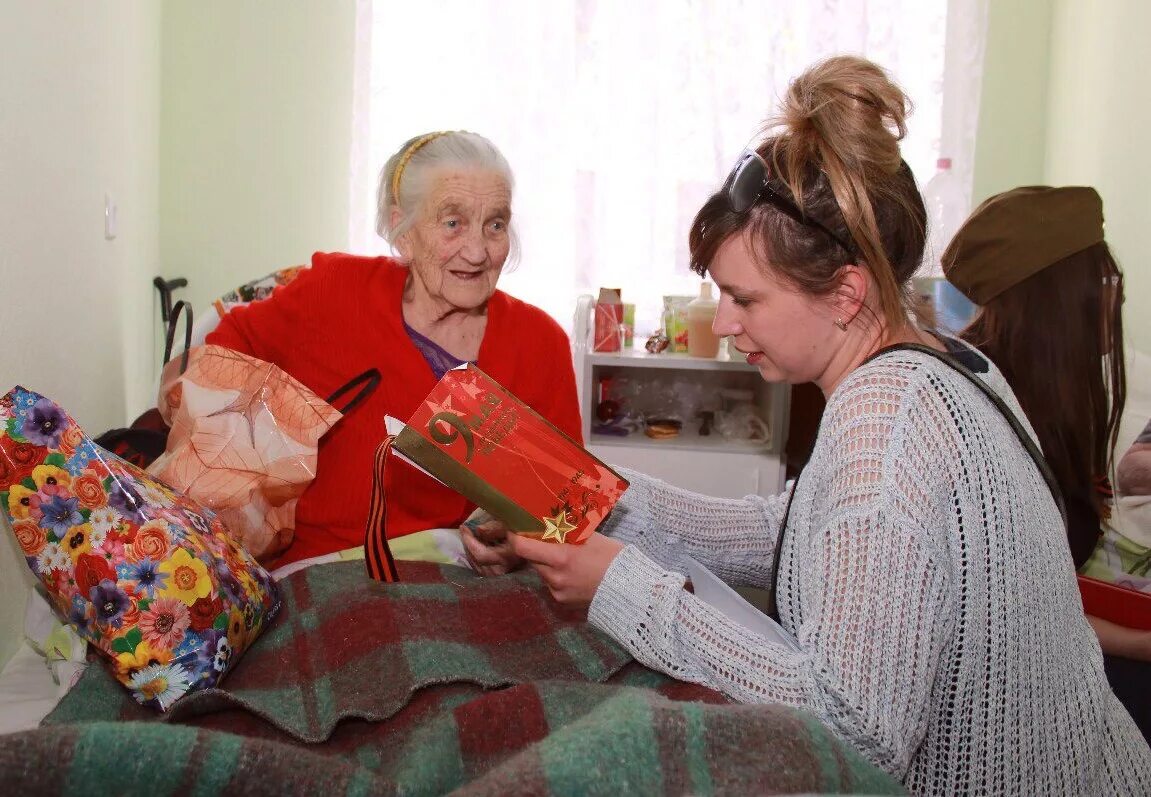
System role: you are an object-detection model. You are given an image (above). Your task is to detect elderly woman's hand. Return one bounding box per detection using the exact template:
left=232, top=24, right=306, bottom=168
left=507, top=532, right=625, bottom=606
left=460, top=509, right=523, bottom=576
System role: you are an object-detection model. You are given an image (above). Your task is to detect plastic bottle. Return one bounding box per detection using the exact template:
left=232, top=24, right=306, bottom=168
left=687, top=282, right=720, bottom=358
left=914, top=158, right=977, bottom=333
left=572, top=294, right=594, bottom=354
left=919, top=158, right=968, bottom=278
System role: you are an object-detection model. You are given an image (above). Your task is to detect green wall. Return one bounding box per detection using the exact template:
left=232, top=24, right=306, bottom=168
left=1046, top=0, right=1151, bottom=352
left=974, top=0, right=1150, bottom=352
left=0, top=0, right=356, bottom=679
left=159, top=0, right=357, bottom=314
left=0, top=0, right=162, bottom=671
left=971, top=0, right=1054, bottom=204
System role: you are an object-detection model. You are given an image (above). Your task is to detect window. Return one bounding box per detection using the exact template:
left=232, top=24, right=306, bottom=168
left=350, top=0, right=986, bottom=336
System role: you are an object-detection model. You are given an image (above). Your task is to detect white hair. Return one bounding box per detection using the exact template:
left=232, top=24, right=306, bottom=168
left=376, top=131, right=520, bottom=267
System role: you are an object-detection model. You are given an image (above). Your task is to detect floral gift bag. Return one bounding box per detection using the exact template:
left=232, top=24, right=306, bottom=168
left=0, top=386, right=281, bottom=710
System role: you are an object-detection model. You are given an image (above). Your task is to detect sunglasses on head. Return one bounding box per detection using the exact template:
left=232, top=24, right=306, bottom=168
left=725, top=149, right=855, bottom=257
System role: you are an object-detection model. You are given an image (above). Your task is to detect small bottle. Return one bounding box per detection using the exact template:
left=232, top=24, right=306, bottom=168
left=918, top=158, right=976, bottom=332
left=687, top=282, right=720, bottom=358
left=571, top=294, right=595, bottom=354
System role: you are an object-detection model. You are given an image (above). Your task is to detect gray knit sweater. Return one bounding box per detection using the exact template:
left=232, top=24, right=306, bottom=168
left=589, top=348, right=1151, bottom=795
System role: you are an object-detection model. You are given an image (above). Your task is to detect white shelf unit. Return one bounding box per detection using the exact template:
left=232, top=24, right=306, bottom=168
left=578, top=347, right=790, bottom=499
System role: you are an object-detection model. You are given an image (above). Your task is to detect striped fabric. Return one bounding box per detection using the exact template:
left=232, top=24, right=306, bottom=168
left=15, top=561, right=904, bottom=795
left=364, top=438, right=399, bottom=583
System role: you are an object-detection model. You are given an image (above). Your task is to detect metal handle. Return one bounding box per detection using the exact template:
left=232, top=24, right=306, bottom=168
left=153, top=276, right=189, bottom=324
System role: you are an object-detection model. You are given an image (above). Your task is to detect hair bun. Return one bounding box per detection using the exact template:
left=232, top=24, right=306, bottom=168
left=775, top=55, right=909, bottom=176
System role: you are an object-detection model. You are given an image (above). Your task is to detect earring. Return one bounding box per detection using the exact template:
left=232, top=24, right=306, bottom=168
left=834, top=318, right=848, bottom=331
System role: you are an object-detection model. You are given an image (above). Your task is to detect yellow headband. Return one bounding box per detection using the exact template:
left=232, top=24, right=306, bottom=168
left=390, top=131, right=451, bottom=204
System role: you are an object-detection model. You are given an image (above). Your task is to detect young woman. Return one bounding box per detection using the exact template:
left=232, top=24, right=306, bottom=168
left=463, top=57, right=1151, bottom=793
left=943, top=185, right=1150, bottom=741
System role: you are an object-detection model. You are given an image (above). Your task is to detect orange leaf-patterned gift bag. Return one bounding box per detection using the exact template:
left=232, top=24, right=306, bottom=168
left=148, top=345, right=378, bottom=563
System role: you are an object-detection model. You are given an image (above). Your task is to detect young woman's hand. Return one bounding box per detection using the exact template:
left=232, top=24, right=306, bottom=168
left=508, top=532, right=625, bottom=606
left=459, top=509, right=523, bottom=576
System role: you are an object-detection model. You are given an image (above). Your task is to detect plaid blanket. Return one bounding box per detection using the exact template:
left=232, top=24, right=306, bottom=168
left=2, top=561, right=903, bottom=795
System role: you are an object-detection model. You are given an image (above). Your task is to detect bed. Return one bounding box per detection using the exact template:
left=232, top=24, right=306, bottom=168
left=0, top=531, right=903, bottom=796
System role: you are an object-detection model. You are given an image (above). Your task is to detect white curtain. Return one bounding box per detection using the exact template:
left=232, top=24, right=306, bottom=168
left=350, top=0, right=988, bottom=336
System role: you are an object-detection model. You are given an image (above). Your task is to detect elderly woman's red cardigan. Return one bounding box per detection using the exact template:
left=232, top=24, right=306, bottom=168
left=207, top=252, right=584, bottom=565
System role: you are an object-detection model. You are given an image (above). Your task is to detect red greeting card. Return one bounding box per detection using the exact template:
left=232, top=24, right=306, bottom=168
left=392, top=365, right=628, bottom=545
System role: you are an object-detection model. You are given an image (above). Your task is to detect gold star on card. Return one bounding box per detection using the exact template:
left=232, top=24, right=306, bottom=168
left=540, top=509, right=577, bottom=543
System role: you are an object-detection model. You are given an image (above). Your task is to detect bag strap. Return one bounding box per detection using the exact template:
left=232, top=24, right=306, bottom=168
left=327, top=369, right=381, bottom=415
left=162, top=299, right=194, bottom=374
left=767, top=340, right=1068, bottom=621
left=364, top=435, right=400, bottom=583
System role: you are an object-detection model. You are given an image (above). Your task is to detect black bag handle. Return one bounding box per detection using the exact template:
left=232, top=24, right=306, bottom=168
left=326, top=369, right=381, bottom=415
left=162, top=299, right=194, bottom=374
left=767, top=341, right=1068, bottom=619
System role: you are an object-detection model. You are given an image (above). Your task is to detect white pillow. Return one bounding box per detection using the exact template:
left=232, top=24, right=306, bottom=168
left=0, top=586, right=87, bottom=734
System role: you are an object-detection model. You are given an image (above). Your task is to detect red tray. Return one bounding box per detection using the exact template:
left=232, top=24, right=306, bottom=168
left=1077, top=575, right=1151, bottom=630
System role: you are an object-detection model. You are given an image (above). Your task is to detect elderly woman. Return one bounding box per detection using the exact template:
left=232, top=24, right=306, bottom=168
left=207, top=131, right=582, bottom=566
left=464, top=57, right=1151, bottom=793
